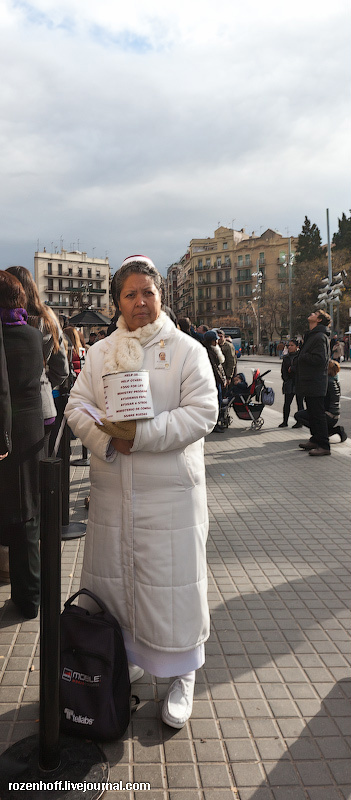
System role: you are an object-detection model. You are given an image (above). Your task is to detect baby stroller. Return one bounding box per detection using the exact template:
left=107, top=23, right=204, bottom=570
left=218, top=368, right=274, bottom=431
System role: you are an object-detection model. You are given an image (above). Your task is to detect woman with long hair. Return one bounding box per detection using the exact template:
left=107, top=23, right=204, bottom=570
left=62, top=325, right=83, bottom=376
left=6, top=266, right=69, bottom=455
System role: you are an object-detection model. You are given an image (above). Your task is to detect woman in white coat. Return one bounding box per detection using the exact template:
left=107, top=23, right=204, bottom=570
left=65, top=255, right=218, bottom=729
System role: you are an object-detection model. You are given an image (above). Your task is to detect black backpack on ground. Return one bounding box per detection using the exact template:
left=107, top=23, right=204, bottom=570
left=60, top=588, right=134, bottom=741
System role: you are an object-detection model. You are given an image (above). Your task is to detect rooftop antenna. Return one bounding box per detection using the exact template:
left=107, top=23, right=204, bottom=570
left=60, top=235, right=63, bottom=251
left=232, top=219, right=236, bottom=230
left=77, top=239, right=80, bottom=251
left=92, top=247, right=96, bottom=259
left=51, top=242, right=54, bottom=253
left=37, top=238, right=39, bottom=251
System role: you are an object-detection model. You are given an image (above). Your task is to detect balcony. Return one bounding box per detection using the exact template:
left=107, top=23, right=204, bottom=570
left=215, top=277, right=232, bottom=285
left=45, top=286, right=107, bottom=295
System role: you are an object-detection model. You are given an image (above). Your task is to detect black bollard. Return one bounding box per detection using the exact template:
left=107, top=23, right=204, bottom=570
left=39, top=458, right=62, bottom=771
left=61, top=418, right=86, bottom=540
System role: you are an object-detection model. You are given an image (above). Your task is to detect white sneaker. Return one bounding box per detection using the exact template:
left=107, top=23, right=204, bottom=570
left=128, top=663, right=144, bottom=683
left=161, top=676, right=195, bottom=728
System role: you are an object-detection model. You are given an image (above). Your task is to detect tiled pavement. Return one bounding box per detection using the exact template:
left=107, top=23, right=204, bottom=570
left=0, top=408, right=350, bottom=799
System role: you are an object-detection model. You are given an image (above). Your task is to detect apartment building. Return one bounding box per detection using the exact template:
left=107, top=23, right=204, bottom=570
left=170, top=227, right=297, bottom=335
left=34, top=249, right=112, bottom=317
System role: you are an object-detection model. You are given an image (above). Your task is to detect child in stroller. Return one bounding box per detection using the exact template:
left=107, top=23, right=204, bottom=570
left=218, top=368, right=273, bottom=431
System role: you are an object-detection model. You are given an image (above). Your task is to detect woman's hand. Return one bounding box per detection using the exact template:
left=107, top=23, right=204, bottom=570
left=95, top=418, right=136, bottom=440
left=111, top=437, right=134, bottom=455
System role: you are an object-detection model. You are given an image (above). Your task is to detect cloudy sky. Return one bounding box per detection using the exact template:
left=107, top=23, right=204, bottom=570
left=1, top=0, right=350, bottom=275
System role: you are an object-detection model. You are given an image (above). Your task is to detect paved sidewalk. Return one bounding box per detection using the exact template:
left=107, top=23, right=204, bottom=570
left=0, top=411, right=350, bottom=799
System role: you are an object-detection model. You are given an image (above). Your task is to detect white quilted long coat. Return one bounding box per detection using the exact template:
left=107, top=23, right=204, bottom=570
left=65, top=315, right=218, bottom=652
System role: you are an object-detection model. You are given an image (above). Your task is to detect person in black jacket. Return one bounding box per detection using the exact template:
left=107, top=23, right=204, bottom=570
left=295, top=360, right=347, bottom=443
left=0, top=320, right=11, bottom=459
left=278, top=339, right=304, bottom=428
left=296, top=309, right=331, bottom=456
left=0, top=271, right=44, bottom=618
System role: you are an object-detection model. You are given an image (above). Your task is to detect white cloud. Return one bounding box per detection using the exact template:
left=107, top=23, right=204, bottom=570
left=0, top=0, right=350, bottom=272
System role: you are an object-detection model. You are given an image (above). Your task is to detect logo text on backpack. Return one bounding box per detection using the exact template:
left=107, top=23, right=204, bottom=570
left=64, top=708, right=94, bottom=725
left=62, top=667, right=101, bottom=684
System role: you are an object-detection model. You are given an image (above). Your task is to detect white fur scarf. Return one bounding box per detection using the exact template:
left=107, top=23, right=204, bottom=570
left=103, top=310, right=167, bottom=375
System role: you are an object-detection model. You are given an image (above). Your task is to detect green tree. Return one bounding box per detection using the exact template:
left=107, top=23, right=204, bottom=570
left=295, top=216, right=322, bottom=264
left=333, top=211, right=351, bottom=252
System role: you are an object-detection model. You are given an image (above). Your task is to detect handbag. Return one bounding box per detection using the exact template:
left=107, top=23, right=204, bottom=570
left=60, top=588, right=137, bottom=740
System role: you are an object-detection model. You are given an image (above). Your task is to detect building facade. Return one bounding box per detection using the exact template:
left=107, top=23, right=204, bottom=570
left=34, top=249, right=112, bottom=318
left=167, top=227, right=297, bottom=341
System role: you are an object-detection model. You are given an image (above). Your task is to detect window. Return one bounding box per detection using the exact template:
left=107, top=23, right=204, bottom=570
left=279, top=251, right=286, bottom=264
left=217, top=257, right=221, bottom=268
left=226, top=286, right=231, bottom=298
left=225, top=256, right=230, bottom=265
left=217, top=301, right=222, bottom=310
left=58, top=279, right=62, bottom=290
left=48, top=293, right=52, bottom=302
left=198, top=288, right=203, bottom=299
left=198, top=302, right=203, bottom=313
left=245, top=254, right=250, bottom=266
left=226, top=301, right=231, bottom=309
left=216, top=272, right=222, bottom=283
left=260, top=267, right=265, bottom=279
left=96, top=270, right=100, bottom=277
left=97, top=297, right=101, bottom=308
left=206, top=301, right=212, bottom=311
left=259, top=252, right=265, bottom=264
left=59, top=294, right=63, bottom=304
left=78, top=268, right=82, bottom=277
left=68, top=267, right=72, bottom=276
left=223, top=242, right=228, bottom=249
left=48, top=278, right=53, bottom=290
left=205, top=287, right=211, bottom=298
left=206, top=258, right=211, bottom=267
left=225, top=270, right=230, bottom=281
left=238, top=255, right=243, bottom=266
left=48, top=263, right=52, bottom=275
left=79, top=280, right=84, bottom=287
left=58, top=264, right=62, bottom=275
left=216, top=286, right=223, bottom=298
left=198, top=259, right=203, bottom=269
left=88, top=268, right=92, bottom=278
left=68, top=279, right=73, bottom=288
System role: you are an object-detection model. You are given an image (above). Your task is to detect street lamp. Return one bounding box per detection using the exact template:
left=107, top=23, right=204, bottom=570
left=315, top=270, right=347, bottom=334
left=252, top=268, right=263, bottom=349
left=282, top=238, right=294, bottom=338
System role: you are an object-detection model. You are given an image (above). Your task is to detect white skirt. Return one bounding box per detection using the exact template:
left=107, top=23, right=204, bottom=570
left=123, top=629, right=205, bottom=678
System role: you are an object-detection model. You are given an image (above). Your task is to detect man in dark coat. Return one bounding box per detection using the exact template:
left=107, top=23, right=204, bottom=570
left=295, top=309, right=331, bottom=456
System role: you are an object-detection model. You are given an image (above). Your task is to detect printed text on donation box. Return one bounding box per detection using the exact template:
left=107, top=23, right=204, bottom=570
left=103, top=371, right=154, bottom=421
